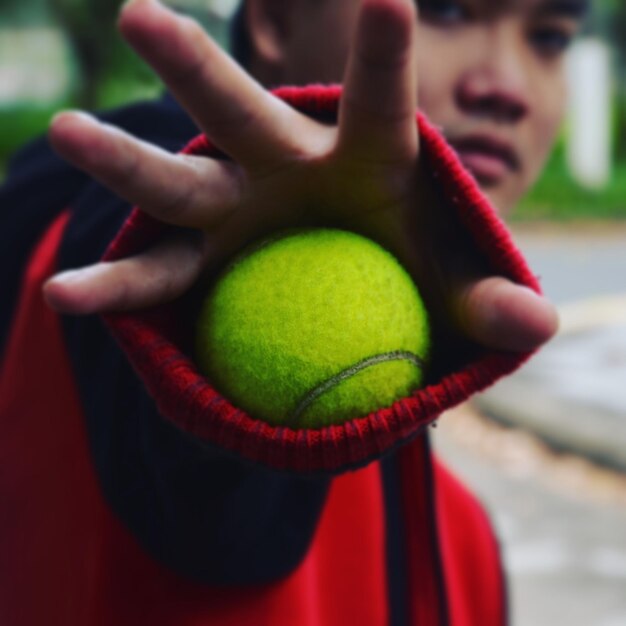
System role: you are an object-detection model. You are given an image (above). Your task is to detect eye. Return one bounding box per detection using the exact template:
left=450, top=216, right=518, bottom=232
left=529, top=26, right=574, bottom=57
left=419, top=0, right=470, bottom=25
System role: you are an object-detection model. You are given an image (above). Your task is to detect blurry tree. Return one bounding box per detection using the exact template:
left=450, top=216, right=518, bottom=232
left=592, top=0, right=626, bottom=75
left=49, top=0, right=118, bottom=107
left=47, top=0, right=161, bottom=109
left=578, top=0, right=626, bottom=162
left=0, top=0, right=46, bottom=25
left=45, top=0, right=233, bottom=109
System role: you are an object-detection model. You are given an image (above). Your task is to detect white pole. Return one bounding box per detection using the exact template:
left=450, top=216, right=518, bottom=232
left=566, top=38, right=613, bottom=190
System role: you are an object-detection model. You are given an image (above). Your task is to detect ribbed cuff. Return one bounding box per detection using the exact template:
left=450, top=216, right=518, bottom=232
left=101, top=84, right=539, bottom=474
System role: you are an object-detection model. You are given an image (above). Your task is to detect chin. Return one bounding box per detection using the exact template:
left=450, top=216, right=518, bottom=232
left=477, top=179, right=523, bottom=218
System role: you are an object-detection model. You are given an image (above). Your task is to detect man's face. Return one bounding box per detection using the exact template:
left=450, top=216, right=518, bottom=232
left=272, top=0, right=588, bottom=213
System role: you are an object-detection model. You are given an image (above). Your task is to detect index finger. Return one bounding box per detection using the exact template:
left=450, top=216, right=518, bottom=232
left=119, top=0, right=323, bottom=172
left=337, top=0, right=419, bottom=164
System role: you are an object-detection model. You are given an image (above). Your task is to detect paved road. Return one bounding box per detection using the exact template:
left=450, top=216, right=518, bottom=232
left=434, top=224, right=626, bottom=626
left=511, top=223, right=626, bottom=304
left=434, top=407, right=626, bottom=626
left=480, top=223, right=626, bottom=470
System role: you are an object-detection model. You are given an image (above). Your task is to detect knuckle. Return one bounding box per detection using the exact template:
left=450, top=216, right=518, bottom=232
left=110, top=264, right=138, bottom=310
left=343, top=94, right=413, bottom=127
left=155, top=184, right=196, bottom=222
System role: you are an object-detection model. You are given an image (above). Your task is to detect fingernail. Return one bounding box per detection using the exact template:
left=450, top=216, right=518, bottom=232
left=50, top=110, right=97, bottom=131
left=48, top=266, right=102, bottom=285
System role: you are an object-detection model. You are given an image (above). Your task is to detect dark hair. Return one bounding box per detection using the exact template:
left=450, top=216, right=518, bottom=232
left=230, top=3, right=252, bottom=67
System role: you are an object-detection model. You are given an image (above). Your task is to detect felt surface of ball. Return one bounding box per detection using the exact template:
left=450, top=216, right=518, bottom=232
left=195, top=228, right=430, bottom=429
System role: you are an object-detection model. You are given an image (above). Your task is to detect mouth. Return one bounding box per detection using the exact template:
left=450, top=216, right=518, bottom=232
left=447, top=135, right=521, bottom=186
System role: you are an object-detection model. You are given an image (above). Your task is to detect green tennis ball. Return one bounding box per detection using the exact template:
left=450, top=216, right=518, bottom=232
left=195, top=228, right=430, bottom=429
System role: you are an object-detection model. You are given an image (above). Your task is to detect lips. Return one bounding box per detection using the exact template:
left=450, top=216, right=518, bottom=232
left=447, top=135, right=521, bottom=185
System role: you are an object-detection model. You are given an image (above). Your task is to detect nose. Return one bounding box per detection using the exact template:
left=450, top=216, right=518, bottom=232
left=455, top=31, right=531, bottom=124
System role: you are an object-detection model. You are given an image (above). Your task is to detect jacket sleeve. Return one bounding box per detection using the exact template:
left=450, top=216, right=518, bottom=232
left=0, top=134, right=87, bottom=361
left=2, top=97, right=331, bottom=586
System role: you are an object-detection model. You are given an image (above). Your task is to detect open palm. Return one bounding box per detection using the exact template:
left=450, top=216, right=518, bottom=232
left=44, top=0, right=557, bottom=353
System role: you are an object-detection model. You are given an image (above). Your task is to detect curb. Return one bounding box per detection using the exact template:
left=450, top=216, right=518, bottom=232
left=475, top=294, right=626, bottom=473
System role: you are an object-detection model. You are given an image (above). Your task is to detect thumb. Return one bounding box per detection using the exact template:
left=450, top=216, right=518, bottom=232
left=42, top=230, right=210, bottom=314
left=453, top=276, right=559, bottom=352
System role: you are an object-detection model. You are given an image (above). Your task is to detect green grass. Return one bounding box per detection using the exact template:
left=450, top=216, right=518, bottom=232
left=512, top=147, right=626, bottom=221
left=0, top=78, right=161, bottom=181
left=95, top=76, right=162, bottom=111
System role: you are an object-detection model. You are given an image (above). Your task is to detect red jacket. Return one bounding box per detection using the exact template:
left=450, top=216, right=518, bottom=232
left=0, top=86, right=538, bottom=625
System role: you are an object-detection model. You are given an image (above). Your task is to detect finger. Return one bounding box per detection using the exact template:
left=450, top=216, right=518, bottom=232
left=118, top=0, right=327, bottom=171
left=337, top=0, right=418, bottom=163
left=42, top=230, right=211, bottom=314
left=453, top=276, right=559, bottom=352
left=49, top=111, right=242, bottom=228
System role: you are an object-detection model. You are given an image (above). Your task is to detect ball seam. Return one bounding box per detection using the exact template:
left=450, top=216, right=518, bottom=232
left=289, top=350, right=426, bottom=426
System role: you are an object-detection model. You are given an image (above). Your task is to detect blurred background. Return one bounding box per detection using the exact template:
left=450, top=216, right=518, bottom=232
left=1, top=0, right=626, bottom=217
left=1, top=1, right=625, bottom=625
left=0, top=0, right=237, bottom=178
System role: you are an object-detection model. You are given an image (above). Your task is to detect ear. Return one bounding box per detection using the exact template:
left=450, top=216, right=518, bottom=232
left=246, top=0, right=296, bottom=67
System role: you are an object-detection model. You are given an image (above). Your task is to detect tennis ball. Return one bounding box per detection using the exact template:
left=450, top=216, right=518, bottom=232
left=195, top=228, right=430, bottom=429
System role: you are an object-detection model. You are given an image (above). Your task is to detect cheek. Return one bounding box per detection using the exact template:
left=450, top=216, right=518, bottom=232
left=526, top=74, right=567, bottom=181
left=414, top=29, right=461, bottom=123
left=495, top=75, right=566, bottom=214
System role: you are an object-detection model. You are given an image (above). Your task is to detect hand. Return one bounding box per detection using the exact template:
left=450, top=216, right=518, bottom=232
left=43, top=0, right=558, bottom=353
